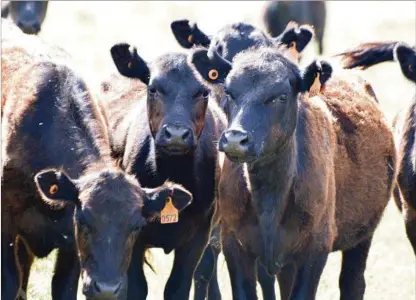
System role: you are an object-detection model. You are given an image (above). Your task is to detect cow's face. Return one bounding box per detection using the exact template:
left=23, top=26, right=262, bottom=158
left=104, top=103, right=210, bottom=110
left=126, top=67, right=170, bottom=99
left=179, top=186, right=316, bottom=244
left=35, top=167, right=192, bottom=300
left=110, top=44, right=210, bottom=156
left=8, top=1, right=48, bottom=34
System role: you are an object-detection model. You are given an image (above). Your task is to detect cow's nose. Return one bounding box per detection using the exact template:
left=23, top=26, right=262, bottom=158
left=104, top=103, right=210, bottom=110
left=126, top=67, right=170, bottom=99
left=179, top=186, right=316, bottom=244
left=219, top=129, right=250, bottom=155
left=91, top=280, right=122, bottom=299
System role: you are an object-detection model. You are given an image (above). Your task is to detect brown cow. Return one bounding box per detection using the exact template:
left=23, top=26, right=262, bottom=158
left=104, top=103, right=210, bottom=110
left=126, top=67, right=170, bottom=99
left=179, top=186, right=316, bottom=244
left=336, top=41, right=416, bottom=254
left=189, top=44, right=395, bottom=299
left=2, top=20, right=192, bottom=300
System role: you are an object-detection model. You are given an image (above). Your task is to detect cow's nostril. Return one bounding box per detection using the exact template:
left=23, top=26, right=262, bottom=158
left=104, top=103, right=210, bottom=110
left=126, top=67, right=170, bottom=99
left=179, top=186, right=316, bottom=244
left=182, top=129, right=191, bottom=140
left=240, top=136, right=249, bottom=146
left=93, top=280, right=101, bottom=293
left=164, top=127, right=172, bottom=139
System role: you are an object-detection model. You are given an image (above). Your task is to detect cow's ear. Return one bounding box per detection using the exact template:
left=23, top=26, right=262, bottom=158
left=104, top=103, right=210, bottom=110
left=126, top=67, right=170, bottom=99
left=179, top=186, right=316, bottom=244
left=171, top=19, right=211, bottom=49
left=394, top=44, right=416, bottom=83
left=142, top=183, right=193, bottom=221
left=34, top=169, right=80, bottom=206
left=189, top=48, right=232, bottom=85
left=1, top=2, right=10, bottom=18
left=274, top=21, right=314, bottom=60
left=301, top=59, right=333, bottom=95
left=110, top=43, right=150, bottom=84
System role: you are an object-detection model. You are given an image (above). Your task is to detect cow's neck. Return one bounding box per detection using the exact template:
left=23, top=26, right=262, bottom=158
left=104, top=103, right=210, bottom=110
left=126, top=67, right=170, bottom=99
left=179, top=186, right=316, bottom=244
left=247, top=136, right=296, bottom=223
left=246, top=136, right=298, bottom=268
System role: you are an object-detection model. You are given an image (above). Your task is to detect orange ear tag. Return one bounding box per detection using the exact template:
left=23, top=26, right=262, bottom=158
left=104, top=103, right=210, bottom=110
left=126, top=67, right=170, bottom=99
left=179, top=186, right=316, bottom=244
left=188, top=34, right=193, bottom=43
left=160, top=197, right=179, bottom=224
left=49, top=184, right=58, bottom=195
left=309, top=73, right=321, bottom=97
left=208, top=69, right=219, bottom=80
left=287, top=41, right=300, bottom=62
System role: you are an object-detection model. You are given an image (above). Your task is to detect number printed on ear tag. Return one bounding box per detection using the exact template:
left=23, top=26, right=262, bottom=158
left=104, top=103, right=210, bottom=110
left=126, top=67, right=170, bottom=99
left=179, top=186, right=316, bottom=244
left=161, top=197, right=179, bottom=224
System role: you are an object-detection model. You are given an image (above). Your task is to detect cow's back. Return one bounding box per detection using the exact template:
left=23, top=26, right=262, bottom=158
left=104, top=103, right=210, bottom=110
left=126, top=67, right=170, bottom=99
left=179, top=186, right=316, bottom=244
left=317, top=73, right=395, bottom=249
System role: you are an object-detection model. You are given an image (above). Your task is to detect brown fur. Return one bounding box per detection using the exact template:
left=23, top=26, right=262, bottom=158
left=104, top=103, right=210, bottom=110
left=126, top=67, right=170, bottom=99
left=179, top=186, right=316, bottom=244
left=1, top=21, right=124, bottom=298
left=218, top=68, right=395, bottom=291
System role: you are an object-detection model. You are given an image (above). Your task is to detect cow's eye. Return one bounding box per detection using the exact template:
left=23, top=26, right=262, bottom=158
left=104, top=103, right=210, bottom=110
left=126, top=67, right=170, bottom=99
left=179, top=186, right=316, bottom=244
left=279, top=94, right=288, bottom=102
left=202, top=90, right=210, bottom=99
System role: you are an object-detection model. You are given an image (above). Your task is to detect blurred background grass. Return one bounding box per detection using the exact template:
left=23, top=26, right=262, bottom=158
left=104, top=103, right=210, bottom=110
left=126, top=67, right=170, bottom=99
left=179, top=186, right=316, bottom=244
left=9, top=1, right=415, bottom=299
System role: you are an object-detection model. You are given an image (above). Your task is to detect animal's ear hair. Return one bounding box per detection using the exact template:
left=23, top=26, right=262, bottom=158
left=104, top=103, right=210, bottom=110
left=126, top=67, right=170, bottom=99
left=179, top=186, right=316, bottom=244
left=171, top=19, right=211, bottom=49
left=34, top=169, right=80, bottom=207
left=110, top=43, right=150, bottom=84
left=274, top=21, right=315, bottom=53
left=142, top=183, right=193, bottom=221
left=394, top=43, right=416, bottom=83
left=189, top=48, right=232, bottom=85
left=301, top=59, right=333, bottom=95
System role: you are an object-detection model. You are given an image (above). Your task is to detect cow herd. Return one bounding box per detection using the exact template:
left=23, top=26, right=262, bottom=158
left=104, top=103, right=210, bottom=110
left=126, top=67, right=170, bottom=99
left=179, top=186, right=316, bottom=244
left=1, top=3, right=416, bottom=300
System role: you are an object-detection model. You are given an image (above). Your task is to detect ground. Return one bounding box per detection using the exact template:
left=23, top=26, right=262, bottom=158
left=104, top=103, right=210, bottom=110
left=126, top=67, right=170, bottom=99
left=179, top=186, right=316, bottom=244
left=7, top=1, right=415, bottom=299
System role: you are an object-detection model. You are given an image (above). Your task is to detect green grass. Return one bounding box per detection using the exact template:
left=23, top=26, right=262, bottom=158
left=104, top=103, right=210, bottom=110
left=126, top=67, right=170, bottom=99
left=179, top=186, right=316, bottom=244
left=18, top=1, right=416, bottom=299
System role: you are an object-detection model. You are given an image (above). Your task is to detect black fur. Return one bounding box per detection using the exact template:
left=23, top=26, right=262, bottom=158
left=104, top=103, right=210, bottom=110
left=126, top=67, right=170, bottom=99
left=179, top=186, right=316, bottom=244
left=171, top=19, right=211, bottom=49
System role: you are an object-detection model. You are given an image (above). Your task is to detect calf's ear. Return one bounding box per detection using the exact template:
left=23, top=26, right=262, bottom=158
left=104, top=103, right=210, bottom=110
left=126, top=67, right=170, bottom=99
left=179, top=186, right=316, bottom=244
left=34, top=169, right=80, bottom=206
left=394, top=44, right=416, bottom=83
left=142, top=183, right=193, bottom=220
left=301, top=59, right=333, bottom=95
left=190, top=48, right=232, bottom=85
left=274, top=21, right=314, bottom=60
left=171, top=19, right=211, bottom=49
left=110, top=43, right=150, bottom=84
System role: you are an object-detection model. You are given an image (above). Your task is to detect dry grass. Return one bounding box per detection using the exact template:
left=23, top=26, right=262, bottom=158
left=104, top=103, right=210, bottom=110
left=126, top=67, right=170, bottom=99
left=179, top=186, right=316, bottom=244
left=12, top=1, right=415, bottom=299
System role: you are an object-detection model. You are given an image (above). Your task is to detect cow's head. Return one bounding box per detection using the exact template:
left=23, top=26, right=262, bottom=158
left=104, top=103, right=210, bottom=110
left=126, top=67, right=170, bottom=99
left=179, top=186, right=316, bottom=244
left=2, top=1, right=49, bottom=34
left=35, top=166, right=192, bottom=299
left=110, top=43, right=211, bottom=156
left=190, top=47, right=332, bottom=163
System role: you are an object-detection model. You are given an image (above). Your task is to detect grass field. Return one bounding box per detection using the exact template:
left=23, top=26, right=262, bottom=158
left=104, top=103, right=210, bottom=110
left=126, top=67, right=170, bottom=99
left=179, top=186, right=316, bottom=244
left=10, top=1, right=416, bottom=299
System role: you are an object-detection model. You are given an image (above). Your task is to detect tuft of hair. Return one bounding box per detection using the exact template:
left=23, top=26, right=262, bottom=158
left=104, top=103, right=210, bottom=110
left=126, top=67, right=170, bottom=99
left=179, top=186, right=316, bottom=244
left=335, top=42, right=398, bottom=70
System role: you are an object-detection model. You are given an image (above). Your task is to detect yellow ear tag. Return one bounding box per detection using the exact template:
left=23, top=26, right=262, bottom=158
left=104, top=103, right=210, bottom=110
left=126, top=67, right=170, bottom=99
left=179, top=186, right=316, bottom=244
left=309, top=73, right=321, bottom=96
left=127, top=62, right=132, bottom=69
left=208, top=69, right=219, bottom=80
left=160, top=197, right=179, bottom=224
left=49, top=184, right=58, bottom=195
left=188, top=34, right=193, bottom=43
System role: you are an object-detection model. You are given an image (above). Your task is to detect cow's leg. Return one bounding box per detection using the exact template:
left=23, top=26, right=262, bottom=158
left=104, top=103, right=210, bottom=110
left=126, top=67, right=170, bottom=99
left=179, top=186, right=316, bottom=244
left=164, top=223, right=211, bottom=300
left=277, top=263, right=297, bottom=300
left=339, top=237, right=372, bottom=300
left=257, top=263, right=276, bottom=300
left=222, top=234, right=257, bottom=300
left=15, top=237, right=34, bottom=300
left=289, top=252, right=328, bottom=300
left=2, top=234, right=20, bottom=300
left=403, top=203, right=416, bottom=255
left=194, top=224, right=222, bottom=300
left=207, top=242, right=222, bottom=300
left=127, top=242, right=147, bottom=300
left=193, top=245, right=221, bottom=300
left=52, top=246, right=80, bottom=300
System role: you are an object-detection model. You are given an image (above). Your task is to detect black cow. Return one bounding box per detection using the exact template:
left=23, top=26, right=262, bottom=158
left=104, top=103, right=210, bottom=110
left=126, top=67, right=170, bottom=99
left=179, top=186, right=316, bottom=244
left=189, top=41, right=395, bottom=299
left=101, top=42, right=226, bottom=300
left=337, top=41, right=416, bottom=254
left=171, top=20, right=313, bottom=300
left=171, top=19, right=314, bottom=300
left=262, top=0, right=326, bottom=54
left=1, top=1, right=49, bottom=35
left=2, top=21, right=192, bottom=300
